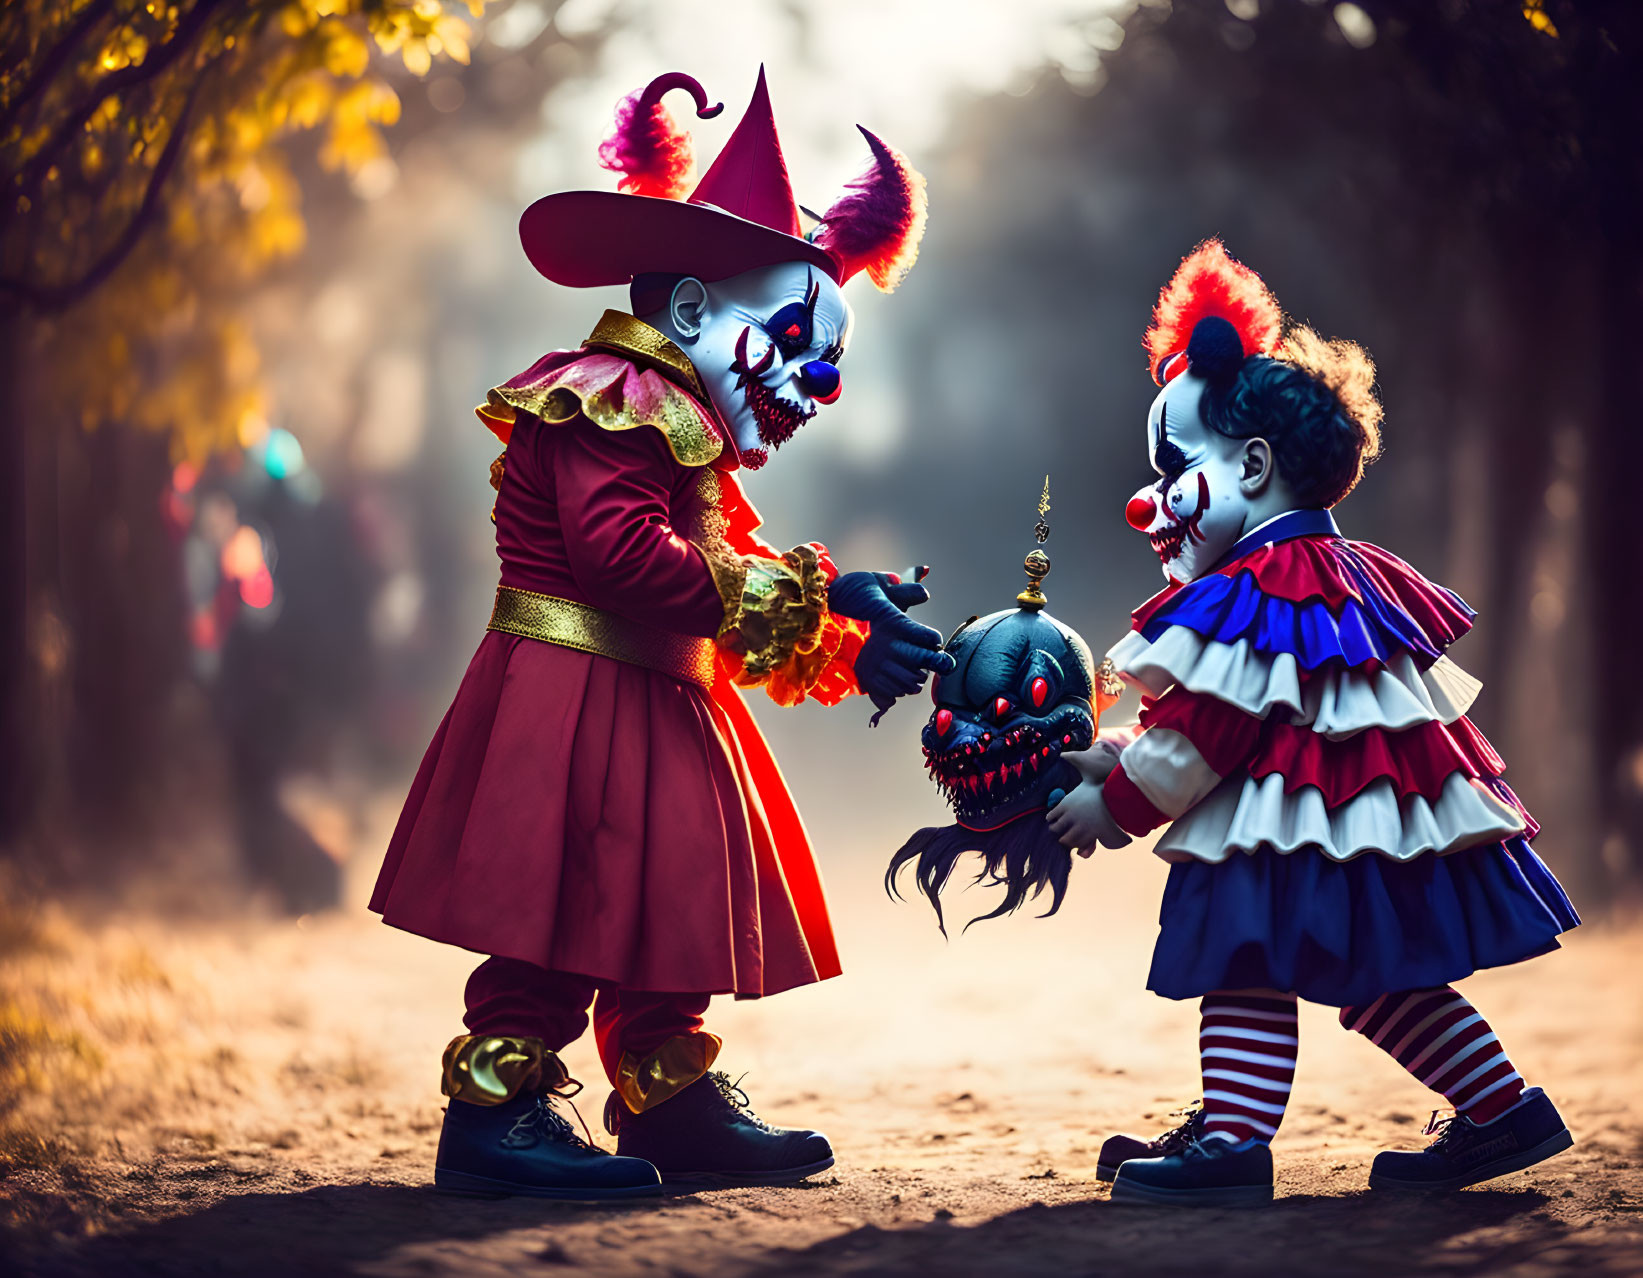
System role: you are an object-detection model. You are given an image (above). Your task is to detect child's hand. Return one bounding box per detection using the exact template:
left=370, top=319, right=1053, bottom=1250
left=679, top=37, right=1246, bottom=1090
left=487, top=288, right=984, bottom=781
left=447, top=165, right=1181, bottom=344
left=1065, top=740, right=1122, bottom=786
left=1046, top=781, right=1132, bottom=857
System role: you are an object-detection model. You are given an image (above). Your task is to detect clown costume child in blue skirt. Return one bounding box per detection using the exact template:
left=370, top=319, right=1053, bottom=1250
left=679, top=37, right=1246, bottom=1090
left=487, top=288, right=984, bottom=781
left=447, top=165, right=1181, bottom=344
left=1047, top=241, right=1580, bottom=1207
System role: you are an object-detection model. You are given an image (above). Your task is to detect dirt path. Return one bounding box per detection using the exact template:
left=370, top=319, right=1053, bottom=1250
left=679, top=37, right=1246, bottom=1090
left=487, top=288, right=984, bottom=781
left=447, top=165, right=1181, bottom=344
left=4, top=846, right=1641, bottom=1277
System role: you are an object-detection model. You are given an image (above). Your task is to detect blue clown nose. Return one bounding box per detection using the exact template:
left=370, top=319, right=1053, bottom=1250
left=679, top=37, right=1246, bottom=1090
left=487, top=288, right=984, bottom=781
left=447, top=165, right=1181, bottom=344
left=799, top=360, right=841, bottom=402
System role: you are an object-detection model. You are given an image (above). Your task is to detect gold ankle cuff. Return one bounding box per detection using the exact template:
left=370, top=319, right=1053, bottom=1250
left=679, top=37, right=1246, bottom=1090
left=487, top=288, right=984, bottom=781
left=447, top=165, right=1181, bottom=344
left=441, top=1035, right=577, bottom=1106
left=614, top=1032, right=723, bottom=1114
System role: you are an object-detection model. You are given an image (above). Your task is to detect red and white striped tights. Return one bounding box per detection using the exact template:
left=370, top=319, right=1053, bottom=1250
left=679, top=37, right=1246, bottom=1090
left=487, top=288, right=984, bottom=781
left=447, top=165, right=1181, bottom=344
left=1196, top=986, right=1526, bottom=1145
left=1338, top=986, right=1526, bottom=1125
left=1198, top=991, right=1300, bottom=1144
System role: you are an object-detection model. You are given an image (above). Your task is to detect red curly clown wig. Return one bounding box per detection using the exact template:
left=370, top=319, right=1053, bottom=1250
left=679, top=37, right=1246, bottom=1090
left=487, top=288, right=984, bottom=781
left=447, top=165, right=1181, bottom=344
left=1143, top=238, right=1385, bottom=507
left=1144, top=238, right=1283, bottom=384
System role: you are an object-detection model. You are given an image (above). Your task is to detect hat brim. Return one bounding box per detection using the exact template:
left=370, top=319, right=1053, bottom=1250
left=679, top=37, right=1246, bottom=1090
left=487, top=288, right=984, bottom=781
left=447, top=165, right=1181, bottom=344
left=520, top=191, right=842, bottom=289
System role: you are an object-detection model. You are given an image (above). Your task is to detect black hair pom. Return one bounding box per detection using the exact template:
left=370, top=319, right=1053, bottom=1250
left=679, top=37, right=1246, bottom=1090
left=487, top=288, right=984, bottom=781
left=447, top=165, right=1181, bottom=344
left=1185, top=315, right=1245, bottom=382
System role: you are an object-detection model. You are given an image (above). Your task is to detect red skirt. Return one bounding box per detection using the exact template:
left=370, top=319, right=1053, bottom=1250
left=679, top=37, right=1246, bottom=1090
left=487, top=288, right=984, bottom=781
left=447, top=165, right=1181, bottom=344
left=370, top=631, right=841, bottom=997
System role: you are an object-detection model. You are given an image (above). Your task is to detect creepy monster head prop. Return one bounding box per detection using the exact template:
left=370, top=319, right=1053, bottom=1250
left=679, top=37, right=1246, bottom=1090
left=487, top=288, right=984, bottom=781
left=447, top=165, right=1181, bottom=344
left=888, top=502, right=1121, bottom=932
left=921, top=606, right=1096, bottom=832
left=518, top=69, right=925, bottom=471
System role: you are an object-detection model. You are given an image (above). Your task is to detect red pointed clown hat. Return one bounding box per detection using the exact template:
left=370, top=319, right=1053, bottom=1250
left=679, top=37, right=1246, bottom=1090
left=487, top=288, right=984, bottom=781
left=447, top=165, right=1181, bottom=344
left=520, top=68, right=926, bottom=293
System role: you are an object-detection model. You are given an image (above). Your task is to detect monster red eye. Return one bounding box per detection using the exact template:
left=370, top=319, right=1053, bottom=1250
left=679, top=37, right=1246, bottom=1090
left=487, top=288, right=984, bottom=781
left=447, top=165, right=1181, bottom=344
left=993, top=697, right=1012, bottom=721
left=935, top=708, right=953, bottom=736
left=785, top=323, right=802, bottom=339
left=1030, top=677, right=1048, bottom=708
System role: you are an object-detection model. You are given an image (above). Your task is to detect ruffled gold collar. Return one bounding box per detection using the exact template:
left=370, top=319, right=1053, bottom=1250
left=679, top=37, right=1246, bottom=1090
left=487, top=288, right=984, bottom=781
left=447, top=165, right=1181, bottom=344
left=583, top=311, right=713, bottom=408
left=478, top=311, right=730, bottom=468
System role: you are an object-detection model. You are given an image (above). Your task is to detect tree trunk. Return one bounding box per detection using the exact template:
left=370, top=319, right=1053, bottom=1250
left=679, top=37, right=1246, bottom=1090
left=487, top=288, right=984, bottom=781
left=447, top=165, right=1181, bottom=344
left=0, top=314, right=28, bottom=847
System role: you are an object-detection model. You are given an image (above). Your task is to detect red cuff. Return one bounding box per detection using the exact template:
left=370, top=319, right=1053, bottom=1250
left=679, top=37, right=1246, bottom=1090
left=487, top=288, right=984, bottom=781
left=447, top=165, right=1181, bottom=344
left=1104, top=762, right=1170, bottom=837
left=802, top=542, right=840, bottom=583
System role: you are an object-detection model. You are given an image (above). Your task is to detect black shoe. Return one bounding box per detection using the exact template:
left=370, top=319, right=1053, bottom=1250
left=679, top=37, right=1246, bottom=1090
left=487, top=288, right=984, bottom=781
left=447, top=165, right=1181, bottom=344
left=1097, top=1101, right=1205, bottom=1181
left=608, top=1070, right=834, bottom=1186
left=435, top=1092, right=663, bottom=1200
left=1111, top=1136, right=1274, bottom=1208
left=1369, top=1087, right=1573, bottom=1193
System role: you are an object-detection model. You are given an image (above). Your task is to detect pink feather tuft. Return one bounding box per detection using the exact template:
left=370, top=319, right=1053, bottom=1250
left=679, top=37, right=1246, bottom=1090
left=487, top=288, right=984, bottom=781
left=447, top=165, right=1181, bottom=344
left=597, top=72, right=723, bottom=201
left=1145, top=239, right=1283, bottom=384
left=814, top=127, right=927, bottom=293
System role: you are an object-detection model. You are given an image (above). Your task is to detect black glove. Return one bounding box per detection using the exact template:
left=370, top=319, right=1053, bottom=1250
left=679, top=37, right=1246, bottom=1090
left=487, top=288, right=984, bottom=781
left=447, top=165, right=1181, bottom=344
left=829, top=571, right=956, bottom=722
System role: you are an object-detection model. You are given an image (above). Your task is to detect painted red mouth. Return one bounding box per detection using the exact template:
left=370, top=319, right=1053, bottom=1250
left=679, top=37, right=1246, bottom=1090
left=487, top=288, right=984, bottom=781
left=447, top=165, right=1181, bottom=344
left=1150, top=472, right=1211, bottom=566
left=731, top=328, right=816, bottom=466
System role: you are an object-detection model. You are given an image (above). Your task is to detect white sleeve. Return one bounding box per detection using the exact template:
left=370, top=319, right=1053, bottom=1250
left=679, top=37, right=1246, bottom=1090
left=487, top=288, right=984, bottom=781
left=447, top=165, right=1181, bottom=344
left=1116, top=727, right=1224, bottom=820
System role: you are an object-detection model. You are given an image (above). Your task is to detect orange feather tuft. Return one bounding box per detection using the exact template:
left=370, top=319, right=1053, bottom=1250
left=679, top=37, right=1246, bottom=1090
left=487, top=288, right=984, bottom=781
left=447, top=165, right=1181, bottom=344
left=597, top=72, right=723, bottom=201
left=815, top=128, right=927, bottom=293
left=1144, top=239, right=1282, bottom=384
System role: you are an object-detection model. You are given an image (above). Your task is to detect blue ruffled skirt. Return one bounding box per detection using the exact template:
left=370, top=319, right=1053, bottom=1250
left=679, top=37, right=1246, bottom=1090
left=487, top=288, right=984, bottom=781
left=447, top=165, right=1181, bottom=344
left=1147, top=838, right=1580, bottom=1008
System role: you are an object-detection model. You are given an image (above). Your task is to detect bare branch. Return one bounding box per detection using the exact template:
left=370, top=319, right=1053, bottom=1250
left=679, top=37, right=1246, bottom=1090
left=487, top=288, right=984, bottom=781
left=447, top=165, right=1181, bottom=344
left=0, top=0, right=118, bottom=137
left=5, top=0, right=229, bottom=211
left=0, top=75, right=204, bottom=314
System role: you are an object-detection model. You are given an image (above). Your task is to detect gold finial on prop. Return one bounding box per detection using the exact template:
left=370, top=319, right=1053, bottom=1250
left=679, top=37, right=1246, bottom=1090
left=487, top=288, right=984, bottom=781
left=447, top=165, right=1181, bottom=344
left=1018, top=475, right=1052, bottom=611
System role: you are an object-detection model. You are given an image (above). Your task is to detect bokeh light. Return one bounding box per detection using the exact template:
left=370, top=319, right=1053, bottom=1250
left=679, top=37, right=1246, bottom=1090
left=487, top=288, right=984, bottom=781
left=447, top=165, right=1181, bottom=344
left=239, top=566, right=276, bottom=610
left=220, top=525, right=266, bottom=581
left=262, top=428, right=306, bottom=479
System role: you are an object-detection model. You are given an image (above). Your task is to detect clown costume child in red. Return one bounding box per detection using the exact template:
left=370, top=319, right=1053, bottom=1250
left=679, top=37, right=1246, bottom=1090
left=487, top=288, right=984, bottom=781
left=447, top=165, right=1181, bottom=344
left=370, top=70, right=953, bottom=1200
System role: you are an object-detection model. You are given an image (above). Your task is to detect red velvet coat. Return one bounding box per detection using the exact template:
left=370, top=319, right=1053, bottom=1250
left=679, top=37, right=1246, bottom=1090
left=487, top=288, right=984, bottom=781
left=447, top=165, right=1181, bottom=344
left=370, top=330, right=855, bottom=997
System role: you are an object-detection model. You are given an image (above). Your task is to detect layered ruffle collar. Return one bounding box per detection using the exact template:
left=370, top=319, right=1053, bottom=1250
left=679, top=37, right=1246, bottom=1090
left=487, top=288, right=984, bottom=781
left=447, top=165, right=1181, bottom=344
left=1130, top=516, right=1475, bottom=669
left=477, top=311, right=739, bottom=471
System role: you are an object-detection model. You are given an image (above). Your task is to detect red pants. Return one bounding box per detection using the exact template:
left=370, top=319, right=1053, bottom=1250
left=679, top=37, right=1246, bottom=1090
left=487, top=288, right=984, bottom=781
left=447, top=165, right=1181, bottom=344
left=464, top=956, right=710, bottom=1086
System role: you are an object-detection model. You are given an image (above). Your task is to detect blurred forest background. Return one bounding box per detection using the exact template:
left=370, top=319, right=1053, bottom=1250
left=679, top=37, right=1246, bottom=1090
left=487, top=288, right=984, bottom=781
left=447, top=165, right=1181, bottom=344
left=1, top=0, right=1639, bottom=916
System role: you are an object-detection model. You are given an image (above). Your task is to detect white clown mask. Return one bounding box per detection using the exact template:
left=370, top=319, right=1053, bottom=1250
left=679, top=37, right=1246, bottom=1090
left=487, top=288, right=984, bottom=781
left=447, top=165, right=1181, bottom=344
left=646, top=261, right=853, bottom=471
left=1124, top=370, right=1256, bottom=584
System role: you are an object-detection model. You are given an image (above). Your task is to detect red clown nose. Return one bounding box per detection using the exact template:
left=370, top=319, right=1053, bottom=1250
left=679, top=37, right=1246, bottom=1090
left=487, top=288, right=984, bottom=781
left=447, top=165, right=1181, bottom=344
left=1125, top=494, right=1157, bottom=531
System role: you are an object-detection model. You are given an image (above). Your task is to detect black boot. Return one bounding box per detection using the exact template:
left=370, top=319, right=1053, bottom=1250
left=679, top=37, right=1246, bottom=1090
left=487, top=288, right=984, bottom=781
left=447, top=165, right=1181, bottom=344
left=607, top=1070, right=834, bottom=1186
left=1097, top=1101, right=1205, bottom=1181
left=1369, top=1089, right=1573, bottom=1193
left=1111, top=1136, right=1274, bottom=1208
left=436, top=1092, right=663, bottom=1200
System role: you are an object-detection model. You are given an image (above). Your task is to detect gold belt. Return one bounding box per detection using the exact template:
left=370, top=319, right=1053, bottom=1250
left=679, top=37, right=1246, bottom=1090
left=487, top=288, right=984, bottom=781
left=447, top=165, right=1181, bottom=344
left=487, top=585, right=717, bottom=690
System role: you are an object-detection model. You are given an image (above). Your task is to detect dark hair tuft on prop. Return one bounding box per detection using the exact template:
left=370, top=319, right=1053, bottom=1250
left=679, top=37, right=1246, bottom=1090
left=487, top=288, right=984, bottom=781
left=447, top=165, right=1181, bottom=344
left=886, top=819, right=1072, bottom=936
